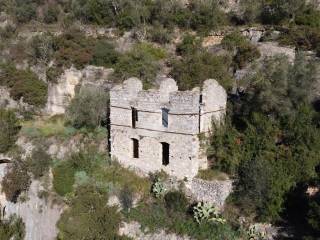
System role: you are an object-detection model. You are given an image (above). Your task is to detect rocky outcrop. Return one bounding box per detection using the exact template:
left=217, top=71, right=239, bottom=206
left=257, top=42, right=296, bottom=62
left=241, top=27, right=266, bottom=43
left=119, top=221, right=193, bottom=240
left=186, top=178, right=233, bottom=210
left=0, top=86, right=33, bottom=113
left=0, top=164, right=64, bottom=240
left=0, top=12, right=14, bottom=29
left=46, top=66, right=113, bottom=115
left=79, top=25, right=117, bottom=38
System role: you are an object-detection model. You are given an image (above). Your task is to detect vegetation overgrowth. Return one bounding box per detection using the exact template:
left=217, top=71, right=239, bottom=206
left=0, top=0, right=320, bottom=239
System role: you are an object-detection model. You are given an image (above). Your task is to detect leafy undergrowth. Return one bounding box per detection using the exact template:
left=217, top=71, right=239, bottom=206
left=0, top=214, right=25, bottom=240
left=20, top=115, right=107, bottom=140
left=53, top=150, right=150, bottom=197
left=125, top=200, right=244, bottom=240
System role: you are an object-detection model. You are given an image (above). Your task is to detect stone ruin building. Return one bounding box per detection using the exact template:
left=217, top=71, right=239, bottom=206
left=110, top=78, right=227, bottom=179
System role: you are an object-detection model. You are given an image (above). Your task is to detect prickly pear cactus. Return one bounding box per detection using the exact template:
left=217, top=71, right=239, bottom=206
left=152, top=178, right=166, bottom=198
left=193, top=202, right=226, bottom=224
left=247, top=225, right=267, bottom=240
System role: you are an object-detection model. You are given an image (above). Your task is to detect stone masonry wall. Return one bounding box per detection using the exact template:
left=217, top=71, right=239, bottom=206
left=110, top=78, right=226, bottom=179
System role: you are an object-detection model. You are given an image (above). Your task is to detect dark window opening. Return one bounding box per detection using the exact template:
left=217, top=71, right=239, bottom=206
left=161, top=142, right=170, bottom=166
left=199, top=94, right=203, bottom=104
left=132, top=138, right=139, bottom=158
left=132, top=107, right=138, bottom=128
left=162, top=108, right=169, bottom=128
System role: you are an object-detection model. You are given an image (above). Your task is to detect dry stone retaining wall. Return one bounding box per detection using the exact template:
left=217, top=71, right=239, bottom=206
left=186, top=178, right=233, bottom=210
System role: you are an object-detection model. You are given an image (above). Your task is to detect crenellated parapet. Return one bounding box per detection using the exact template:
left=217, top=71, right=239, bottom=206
left=109, top=77, right=227, bottom=179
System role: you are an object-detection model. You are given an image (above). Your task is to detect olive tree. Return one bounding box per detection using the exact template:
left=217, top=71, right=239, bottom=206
left=66, top=86, right=109, bottom=129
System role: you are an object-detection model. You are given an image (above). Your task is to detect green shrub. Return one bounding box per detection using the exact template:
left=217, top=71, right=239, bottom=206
left=119, top=185, right=134, bottom=212
left=53, top=150, right=105, bottom=196
left=53, top=160, right=76, bottom=196
left=44, top=4, right=60, bottom=24
left=295, top=7, right=320, bottom=27
left=222, top=32, right=260, bottom=69
left=26, top=147, right=52, bottom=179
left=0, top=109, right=20, bottom=153
left=93, top=160, right=151, bottom=195
left=234, top=44, right=260, bottom=69
left=15, top=1, right=37, bottom=23
left=57, top=185, right=122, bottom=240
left=164, top=191, right=189, bottom=213
left=113, top=43, right=165, bottom=88
left=0, top=215, right=25, bottom=240
left=176, top=34, right=201, bottom=56
left=91, top=40, right=119, bottom=67
left=46, top=66, right=63, bottom=83
left=29, top=34, right=54, bottom=64
left=0, top=24, right=17, bottom=39
left=0, top=64, right=48, bottom=107
left=188, top=0, right=228, bottom=32
left=53, top=30, right=95, bottom=69
left=170, top=52, right=232, bottom=90
left=126, top=200, right=243, bottom=240
left=67, top=86, right=109, bottom=129
left=221, top=32, right=248, bottom=51
left=148, top=24, right=173, bottom=44
left=278, top=26, right=320, bottom=51
left=1, top=160, right=31, bottom=203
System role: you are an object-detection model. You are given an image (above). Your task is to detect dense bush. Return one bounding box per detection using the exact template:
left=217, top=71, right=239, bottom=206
left=71, top=0, right=227, bottom=31
left=164, top=191, right=189, bottom=213
left=51, top=31, right=121, bottom=70
left=113, top=43, right=166, bottom=88
left=91, top=40, right=120, bottom=67
left=187, top=0, right=228, bottom=32
left=127, top=200, right=243, bottom=240
left=222, top=32, right=260, bottom=69
left=170, top=50, right=232, bottom=90
left=147, top=24, right=173, bottom=44
left=52, top=160, right=76, bottom=196
left=119, top=185, right=134, bottom=212
left=29, top=34, right=54, bottom=65
left=67, top=86, right=109, bottom=129
left=176, top=34, right=202, bottom=56
left=0, top=108, right=20, bottom=153
left=278, top=26, right=320, bottom=52
left=14, top=0, right=37, bottom=23
left=0, top=215, right=25, bottom=240
left=2, top=160, right=31, bottom=203
left=170, top=34, right=233, bottom=90
left=26, top=147, right=52, bottom=179
left=52, top=30, right=95, bottom=69
left=57, top=186, right=122, bottom=240
left=0, top=64, right=48, bottom=107
left=208, top=54, right=320, bottom=222
left=53, top=150, right=104, bottom=196
left=44, top=4, right=60, bottom=24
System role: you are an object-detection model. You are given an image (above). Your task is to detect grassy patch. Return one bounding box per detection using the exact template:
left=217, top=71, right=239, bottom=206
left=126, top=200, right=243, bottom=240
left=93, top=161, right=151, bottom=195
left=52, top=150, right=150, bottom=197
left=196, top=169, right=229, bottom=181
left=20, top=115, right=109, bottom=141
left=20, top=116, right=77, bottom=139
left=0, top=64, right=47, bottom=107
